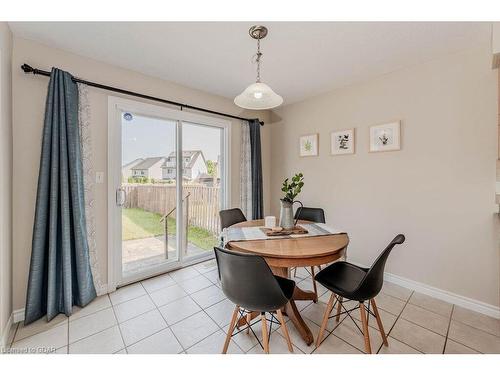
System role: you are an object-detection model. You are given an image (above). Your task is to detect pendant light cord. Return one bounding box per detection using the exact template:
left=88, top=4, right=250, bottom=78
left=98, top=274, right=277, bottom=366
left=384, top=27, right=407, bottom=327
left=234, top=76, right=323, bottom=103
left=255, top=37, right=262, bottom=83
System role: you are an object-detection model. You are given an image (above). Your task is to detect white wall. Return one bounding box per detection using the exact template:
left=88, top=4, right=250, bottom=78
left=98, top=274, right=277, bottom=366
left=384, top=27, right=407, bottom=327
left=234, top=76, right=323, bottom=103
left=271, top=46, right=500, bottom=308
left=11, top=37, right=271, bottom=313
left=0, top=22, right=13, bottom=346
left=148, top=162, right=164, bottom=180
left=191, top=156, right=208, bottom=179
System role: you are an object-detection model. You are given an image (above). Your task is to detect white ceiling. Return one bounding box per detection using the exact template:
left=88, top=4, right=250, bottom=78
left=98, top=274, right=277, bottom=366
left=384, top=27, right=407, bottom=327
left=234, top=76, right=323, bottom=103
left=9, top=22, right=492, bottom=105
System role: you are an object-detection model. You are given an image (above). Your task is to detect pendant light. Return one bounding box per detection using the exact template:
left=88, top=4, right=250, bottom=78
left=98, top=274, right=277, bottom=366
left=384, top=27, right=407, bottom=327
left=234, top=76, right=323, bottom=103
left=234, top=25, right=283, bottom=110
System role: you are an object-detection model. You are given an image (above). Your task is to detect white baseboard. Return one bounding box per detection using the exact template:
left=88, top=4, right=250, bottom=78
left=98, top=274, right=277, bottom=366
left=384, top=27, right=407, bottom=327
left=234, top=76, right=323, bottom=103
left=385, top=272, right=500, bottom=319
left=12, top=308, right=24, bottom=324
left=12, top=283, right=108, bottom=324
left=96, top=283, right=109, bottom=296
left=1, top=314, right=14, bottom=351
left=10, top=277, right=500, bottom=324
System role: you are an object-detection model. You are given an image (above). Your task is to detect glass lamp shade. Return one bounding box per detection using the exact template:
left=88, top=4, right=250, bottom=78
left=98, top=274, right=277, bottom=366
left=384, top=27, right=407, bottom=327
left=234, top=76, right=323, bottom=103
left=234, top=82, right=283, bottom=110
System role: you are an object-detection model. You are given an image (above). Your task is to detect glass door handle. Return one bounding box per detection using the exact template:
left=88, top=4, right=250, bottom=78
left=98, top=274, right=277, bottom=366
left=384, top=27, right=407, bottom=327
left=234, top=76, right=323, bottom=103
left=116, top=187, right=126, bottom=206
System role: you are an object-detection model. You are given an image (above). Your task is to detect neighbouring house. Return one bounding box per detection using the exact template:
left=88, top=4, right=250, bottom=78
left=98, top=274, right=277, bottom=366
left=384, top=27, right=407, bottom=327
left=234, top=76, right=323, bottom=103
left=121, top=158, right=144, bottom=180
left=130, top=156, right=166, bottom=180
left=162, top=150, right=208, bottom=180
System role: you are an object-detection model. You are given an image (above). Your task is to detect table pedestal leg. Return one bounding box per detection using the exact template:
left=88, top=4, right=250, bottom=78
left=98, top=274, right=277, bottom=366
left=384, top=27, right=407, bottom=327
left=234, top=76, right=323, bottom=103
left=272, top=266, right=315, bottom=346
left=235, top=266, right=317, bottom=346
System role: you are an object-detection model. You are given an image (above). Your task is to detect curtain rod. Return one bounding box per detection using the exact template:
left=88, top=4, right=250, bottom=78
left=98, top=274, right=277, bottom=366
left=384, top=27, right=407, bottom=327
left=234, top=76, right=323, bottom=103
left=21, top=64, right=264, bottom=126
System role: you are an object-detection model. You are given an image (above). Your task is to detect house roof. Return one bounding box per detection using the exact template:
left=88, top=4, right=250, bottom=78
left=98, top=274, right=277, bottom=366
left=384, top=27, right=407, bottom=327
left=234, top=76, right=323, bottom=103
left=132, top=157, right=165, bottom=170
left=166, top=150, right=202, bottom=159
left=122, top=158, right=144, bottom=169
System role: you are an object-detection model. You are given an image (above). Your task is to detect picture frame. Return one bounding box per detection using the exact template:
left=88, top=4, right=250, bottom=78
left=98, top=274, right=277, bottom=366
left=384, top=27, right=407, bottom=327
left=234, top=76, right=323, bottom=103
left=331, top=129, right=355, bottom=155
left=369, top=121, right=401, bottom=152
left=299, top=133, right=319, bottom=157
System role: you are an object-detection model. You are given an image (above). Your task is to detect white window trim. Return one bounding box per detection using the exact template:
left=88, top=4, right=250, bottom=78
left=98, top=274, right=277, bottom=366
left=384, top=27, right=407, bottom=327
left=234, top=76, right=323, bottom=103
left=107, top=96, right=231, bottom=290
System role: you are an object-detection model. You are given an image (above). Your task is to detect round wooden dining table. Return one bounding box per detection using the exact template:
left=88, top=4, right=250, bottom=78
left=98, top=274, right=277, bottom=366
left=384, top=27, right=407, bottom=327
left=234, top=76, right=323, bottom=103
left=227, top=219, right=349, bottom=346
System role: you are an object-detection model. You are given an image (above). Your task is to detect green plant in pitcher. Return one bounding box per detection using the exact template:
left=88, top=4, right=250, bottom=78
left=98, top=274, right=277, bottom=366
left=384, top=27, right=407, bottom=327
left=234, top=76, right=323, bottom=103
left=281, top=172, right=304, bottom=203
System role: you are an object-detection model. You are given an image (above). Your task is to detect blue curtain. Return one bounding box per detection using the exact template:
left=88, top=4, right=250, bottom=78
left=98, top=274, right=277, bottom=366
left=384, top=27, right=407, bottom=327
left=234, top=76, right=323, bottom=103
left=24, top=68, right=96, bottom=325
left=249, top=119, right=263, bottom=219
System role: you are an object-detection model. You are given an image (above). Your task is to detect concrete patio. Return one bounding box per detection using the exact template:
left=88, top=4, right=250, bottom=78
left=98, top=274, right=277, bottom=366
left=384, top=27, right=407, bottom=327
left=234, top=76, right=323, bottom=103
left=123, top=235, right=206, bottom=276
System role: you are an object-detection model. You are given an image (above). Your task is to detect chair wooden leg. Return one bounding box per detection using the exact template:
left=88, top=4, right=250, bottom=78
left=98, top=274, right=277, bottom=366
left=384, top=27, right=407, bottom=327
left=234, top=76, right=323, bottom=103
left=316, top=292, right=336, bottom=347
left=336, top=296, right=343, bottom=322
left=246, top=313, right=251, bottom=334
left=310, top=266, right=319, bottom=300
left=261, top=313, right=270, bottom=354
left=223, top=305, right=240, bottom=354
left=359, top=302, right=372, bottom=354
left=371, top=298, right=388, bottom=346
left=276, top=310, right=293, bottom=353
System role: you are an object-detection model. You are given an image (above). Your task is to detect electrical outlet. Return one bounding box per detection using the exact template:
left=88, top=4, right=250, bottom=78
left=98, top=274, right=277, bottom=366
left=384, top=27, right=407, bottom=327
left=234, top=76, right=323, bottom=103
left=96, top=172, right=104, bottom=184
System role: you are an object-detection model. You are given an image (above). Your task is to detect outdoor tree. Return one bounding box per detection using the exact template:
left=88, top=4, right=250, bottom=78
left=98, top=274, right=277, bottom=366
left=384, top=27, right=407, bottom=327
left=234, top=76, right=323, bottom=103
left=206, top=160, right=217, bottom=177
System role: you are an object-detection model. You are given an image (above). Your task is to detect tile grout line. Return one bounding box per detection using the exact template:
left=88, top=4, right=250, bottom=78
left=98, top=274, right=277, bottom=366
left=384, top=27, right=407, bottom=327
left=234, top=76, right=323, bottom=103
left=446, top=317, right=500, bottom=339
left=395, top=315, right=449, bottom=338
left=180, top=291, right=245, bottom=353
left=19, top=267, right=492, bottom=355
left=405, top=300, right=453, bottom=319
left=330, top=307, right=394, bottom=354
left=118, top=294, right=185, bottom=351
left=66, top=281, right=417, bottom=354
left=309, top=298, right=364, bottom=354
left=67, top=266, right=220, bottom=352
left=7, top=262, right=226, bottom=352
left=377, top=290, right=426, bottom=354
left=123, top=297, right=180, bottom=351
left=9, top=262, right=236, bottom=349
left=160, top=295, right=203, bottom=329
left=114, top=294, right=158, bottom=324
left=11, top=318, right=69, bottom=345
left=110, top=301, right=127, bottom=353
left=10, top=286, right=406, bottom=354
left=444, top=337, right=484, bottom=354
left=121, top=272, right=239, bottom=353
left=442, top=304, right=455, bottom=354
left=67, top=323, right=121, bottom=350
left=128, top=324, right=183, bottom=354
left=385, top=290, right=414, bottom=337
left=118, top=261, right=231, bottom=352
left=9, top=322, right=20, bottom=348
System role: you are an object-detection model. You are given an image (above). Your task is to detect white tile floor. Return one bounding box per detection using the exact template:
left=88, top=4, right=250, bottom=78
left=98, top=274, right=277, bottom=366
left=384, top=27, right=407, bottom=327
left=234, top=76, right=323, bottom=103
left=5, top=259, right=500, bottom=354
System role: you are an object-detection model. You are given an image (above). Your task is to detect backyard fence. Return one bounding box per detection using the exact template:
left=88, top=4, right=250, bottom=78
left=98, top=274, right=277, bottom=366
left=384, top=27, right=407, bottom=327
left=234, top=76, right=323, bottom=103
left=124, top=183, right=221, bottom=234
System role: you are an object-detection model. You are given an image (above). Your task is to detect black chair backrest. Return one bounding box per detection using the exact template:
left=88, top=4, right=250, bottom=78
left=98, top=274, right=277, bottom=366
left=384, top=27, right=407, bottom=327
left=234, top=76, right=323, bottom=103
left=219, top=208, right=247, bottom=230
left=354, top=234, right=405, bottom=301
left=294, top=207, right=326, bottom=224
left=214, top=247, right=289, bottom=312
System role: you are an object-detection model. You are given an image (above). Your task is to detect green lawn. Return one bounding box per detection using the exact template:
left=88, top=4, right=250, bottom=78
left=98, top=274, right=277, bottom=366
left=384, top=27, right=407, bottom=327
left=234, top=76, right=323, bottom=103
left=122, top=208, right=218, bottom=250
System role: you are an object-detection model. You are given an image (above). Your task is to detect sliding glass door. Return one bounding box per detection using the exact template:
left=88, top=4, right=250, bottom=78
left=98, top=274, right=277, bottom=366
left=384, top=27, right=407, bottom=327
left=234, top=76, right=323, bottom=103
left=109, top=97, right=230, bottom=287
left=119, top=113, right=179, bottom=279
left=182, top=122, right=225, bottom=259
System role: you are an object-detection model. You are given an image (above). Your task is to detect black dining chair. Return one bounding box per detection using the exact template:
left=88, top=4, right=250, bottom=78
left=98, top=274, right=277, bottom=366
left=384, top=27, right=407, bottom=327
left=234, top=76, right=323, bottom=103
left=292, top=207, right=326, bottom=297
left=214, top=246, right=295, bottom=354
left=219, top=208, right=247, bottom=230
left=314, top=234, right=405, bottom=353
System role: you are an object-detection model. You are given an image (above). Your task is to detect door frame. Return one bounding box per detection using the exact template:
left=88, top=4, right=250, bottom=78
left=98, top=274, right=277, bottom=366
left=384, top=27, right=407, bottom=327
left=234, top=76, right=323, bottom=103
left=107, top=96, right=231, bottom=291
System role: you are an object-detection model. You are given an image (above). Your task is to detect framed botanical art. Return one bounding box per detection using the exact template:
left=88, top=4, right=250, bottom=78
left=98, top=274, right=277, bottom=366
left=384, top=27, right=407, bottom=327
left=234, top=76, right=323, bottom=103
left=369, top=121, right=401, bottom=152
left=331, top=129, right=355, bottom=155
left=299, top=133, right=319, bottom=157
